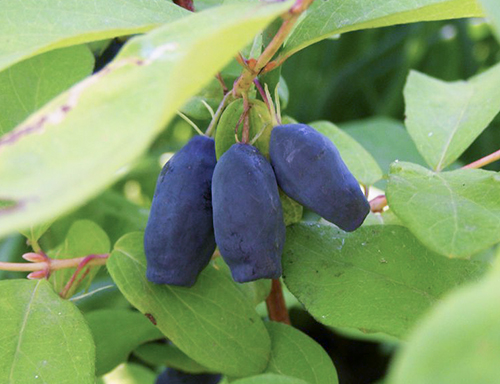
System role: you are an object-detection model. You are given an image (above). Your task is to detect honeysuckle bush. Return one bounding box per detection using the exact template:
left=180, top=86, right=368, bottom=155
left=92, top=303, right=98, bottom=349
left=1, top=0, right=500, bottom=383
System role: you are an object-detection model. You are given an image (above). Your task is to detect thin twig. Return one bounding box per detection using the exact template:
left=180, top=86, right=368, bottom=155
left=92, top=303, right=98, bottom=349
left=266, top=279, right=291, bottom=325
left=233, top=0, right=315, bottom=97
left=205, top=92, right=234, bottom=137
left=370, top=195, right=388, bottom=213
left=462, top=148, right=500, bottom=170
left=0, top=254, right=109, bottom=273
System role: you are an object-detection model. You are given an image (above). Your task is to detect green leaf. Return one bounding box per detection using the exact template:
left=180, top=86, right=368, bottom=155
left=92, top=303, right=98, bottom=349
left=340, top=117, right=427, bottom=176
left=282, top=223, right=486, bottom=338
left=134, top=342, right=213, bottom=374
left=98, top=363, right=156, bottom=384
left=48, top=220, right=110, bottom=294
left=388, top=272, right=500, bottom=384
left=280, top=190, right=304, bottom=227
left=309, top=120, right=383, bottom=186
left=232, top=374, right=309, bottom=384
left=282, top=0, right=483, bottom=58
left=215, top=98, right=273, bottom=159
left=387, top=162, right=500, bottom=258
left=0, top=45, right=94, bottom=136
left=480, top=0, right=500, bottom=41
left=0, top=1, right=292, bottom=238
left=107, top=232, right=271, bottom=377
left=0, top=279, right=95, bottom=384
left=264, top=322, right=338, bottom=384
left=404, top=65, right=500, bottom=171
left=0, top=0, right=188, bottom=73
left=85, top=309, right=163, bottom=376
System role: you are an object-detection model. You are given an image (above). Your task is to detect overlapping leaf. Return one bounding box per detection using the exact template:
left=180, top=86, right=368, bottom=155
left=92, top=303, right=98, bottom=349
left=0, top=280, right=95, bottom=384
left=282, top=223, right=486, bottom=338
left=0, top=1, right=292, bottom=238
left=264, top=322, right=338, bottom=384
left=107, top=232, right=271, bottom=377
left=282, top=0, right=483, bottom=58
left=387, top=162, right=500, bottom=257
left=480, top=0, right=500, bottom=41
left=388, top=271, right=500, bottom=384
left=0, top=0, right=188, bottom=72
left=404, top=65, right=500, bottom=171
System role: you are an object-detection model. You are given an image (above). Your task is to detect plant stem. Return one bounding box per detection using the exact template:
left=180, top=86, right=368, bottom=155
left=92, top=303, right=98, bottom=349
left=370, top=195, right=387, bottom=213
left=266, top=279, right=291, bottom=325
left=205, top=92, right=234, bottom=137
left=233, top=0, right=315, bottom=97
left=0, top=254, right=109, bottom=273
left=173, top=0, right=194, bottom=12
left=462, top=149, right=500, bottom=170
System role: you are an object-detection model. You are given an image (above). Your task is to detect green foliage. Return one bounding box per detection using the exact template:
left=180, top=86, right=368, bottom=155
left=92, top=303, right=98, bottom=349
left=388, top=269, right=500, bottom=383
left=264, top=322, right=338, bottom=383
left=107, top=232, right=271, bottom=377
left=0, top=0, right=291, bottom=238
left=404, top=64, right=500, bottom=170
left=387, top=162, right=500, bottom=257
left=85, top=309, right=163, bottom=376
left=0, top=280, right=95, bottom=383
left=282, top=223, right=486, bottom=338
left=2, top=1, right=500, bottom=383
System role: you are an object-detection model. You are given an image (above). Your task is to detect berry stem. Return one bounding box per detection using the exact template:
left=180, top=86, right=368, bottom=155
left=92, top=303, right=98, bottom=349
left=0, top=253, right=109, bottom=273
left=205, top=92, right=234, bottom=137
left=266, top=279, right=291, bottom=325
left=59, top=254, right=108, bottom=298
left=233, top=0, right=315, bottom=97
left=370, top=195, right=387, bottom=213
left=173, top=0, right=195, bottom=12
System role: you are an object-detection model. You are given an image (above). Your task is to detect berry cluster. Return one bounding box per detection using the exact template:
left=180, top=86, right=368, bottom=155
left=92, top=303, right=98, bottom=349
left=144, top=123, right=369, bottom=287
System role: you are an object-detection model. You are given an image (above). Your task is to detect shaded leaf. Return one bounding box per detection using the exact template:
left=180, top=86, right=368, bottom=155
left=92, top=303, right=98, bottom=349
left=264, top=322, right=338, bottom=384
left=404, top=66, right=500, bottom=171
left=97, top=363, right=156, bottom=384
left=388, top=271, right=500, bottom=384
left=0, top=45, right=94, bottom=136
left=282, top=223, right=486, bottom=338
left=0, top=0, right=188, bottom=72
left=134, top=342, right=213, bottom=374
left=387, top=162, right=500, bottom=257
left=232, top=374, right=309, bottom=384
left=107, top=232, right=271, bottom=377
left=85, top=309, right=163, bottom=376
left=0, top=279, right=95, bottom=384
left=282, top=0, right=483, bottom=58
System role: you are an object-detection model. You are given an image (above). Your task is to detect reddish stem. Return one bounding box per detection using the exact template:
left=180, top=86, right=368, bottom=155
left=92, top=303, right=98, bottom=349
left=265, top=279, right=291, bottom=325
left=59, top=254, right=108, bottom=298
left=173, top=0, right=194, bottom=11
left=370, top=195, right=387, bottom=213
left=462, top=148, right=500, bottom=170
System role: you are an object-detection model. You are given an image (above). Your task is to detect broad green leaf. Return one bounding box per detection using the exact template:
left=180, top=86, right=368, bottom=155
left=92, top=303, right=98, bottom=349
left=232, top=374, right=309, bottom=384
left=134, top=342, right=213, bottom=374
left=0, top=0, right=188, bottom=73
left=48, top=220, right=110, bottom=294
left=404, top=66, right=500, bottom=171
left=282, top=0, right=483, bottom=58
left=388, top=272, right=500, bottom=384
left=0, top=279, right=95, bottom=384
left=85, top=309, right=163, bottom=376
left=0, top=45, right=94, bottom=135
left=0, top=1, right=292, bottom=238
left=98, top=363, right=156, bottom=384
left=107, top=232, right=271, bottom=377
left=19, top=220, right=53, bottom=251
left=264, top=322, right=338, bottom=384
left=387, top=162, right=500, bottom=258
left=310, top=121, right=383, bottom=186
left=331, top=326, right=400, bottom=344
left=282, top=223, right=486, bottom=338
left=480, top=0, right=500, bottom=41
left=340, top=117, right=426, bottom=175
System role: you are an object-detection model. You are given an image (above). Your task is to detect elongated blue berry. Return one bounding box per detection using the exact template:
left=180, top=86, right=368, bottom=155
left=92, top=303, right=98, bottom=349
left=270, top=124, right=369, bottom=232
left=144, top=136, right=217, bottom=287
left=212, top=143, right=285, bottom=283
